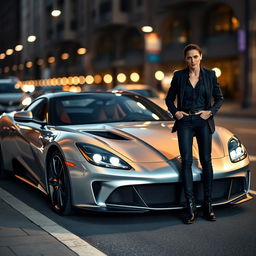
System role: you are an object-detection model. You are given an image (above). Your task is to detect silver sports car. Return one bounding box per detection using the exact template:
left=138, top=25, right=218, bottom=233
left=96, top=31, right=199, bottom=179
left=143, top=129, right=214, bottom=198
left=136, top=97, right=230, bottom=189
left=0, top=92, right=252, bottom=215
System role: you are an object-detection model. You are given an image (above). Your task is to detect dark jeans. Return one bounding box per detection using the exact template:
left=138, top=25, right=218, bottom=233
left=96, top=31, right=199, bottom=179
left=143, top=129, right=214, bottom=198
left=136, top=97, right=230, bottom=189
left=177, top=115, right=213, bottom=202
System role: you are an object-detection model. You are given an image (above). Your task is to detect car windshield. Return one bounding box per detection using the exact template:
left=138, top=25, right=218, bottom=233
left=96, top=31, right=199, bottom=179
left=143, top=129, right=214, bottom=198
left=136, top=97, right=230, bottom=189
left=50, top=93, right=171, bottom=125
left=0, top=82, right=22, bottom=93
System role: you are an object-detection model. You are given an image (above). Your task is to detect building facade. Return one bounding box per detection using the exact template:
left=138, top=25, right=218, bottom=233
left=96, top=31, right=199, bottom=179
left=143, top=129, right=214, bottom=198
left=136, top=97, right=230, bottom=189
left=0, top=0, right=255, bottom=105
left=0, top=0, right=21, bottom=77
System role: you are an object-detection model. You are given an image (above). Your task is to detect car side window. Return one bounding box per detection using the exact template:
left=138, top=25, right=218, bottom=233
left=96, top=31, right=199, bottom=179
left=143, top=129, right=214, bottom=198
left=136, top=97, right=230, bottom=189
left=26, top=98, right=48, bottom=122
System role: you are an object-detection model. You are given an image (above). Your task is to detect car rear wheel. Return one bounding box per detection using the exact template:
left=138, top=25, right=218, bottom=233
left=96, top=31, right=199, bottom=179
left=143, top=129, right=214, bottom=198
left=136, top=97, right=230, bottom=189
left=47, top=150, right=73, bottom=215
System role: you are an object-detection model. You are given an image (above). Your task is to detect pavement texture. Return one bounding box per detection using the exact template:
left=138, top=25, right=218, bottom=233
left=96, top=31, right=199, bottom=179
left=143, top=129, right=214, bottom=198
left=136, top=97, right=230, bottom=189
left=218, top=101, right=256, bottom=119
left=0, top=198, right=77, bottom=256
left=0, top=101, right=255, bottom=256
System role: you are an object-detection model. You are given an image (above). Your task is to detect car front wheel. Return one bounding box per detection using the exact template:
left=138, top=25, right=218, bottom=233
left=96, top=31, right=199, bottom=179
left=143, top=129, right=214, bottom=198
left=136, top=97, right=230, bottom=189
left=47, top=150, right=73, bottom=215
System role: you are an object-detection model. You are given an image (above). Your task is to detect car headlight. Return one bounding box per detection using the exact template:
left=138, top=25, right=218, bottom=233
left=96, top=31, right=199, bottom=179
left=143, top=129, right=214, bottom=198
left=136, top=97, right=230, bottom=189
left=228, top=136, right=247, bottom=163
left=22, top=96, right=32, bottom=106
left=76, top=143, right=132, bottom=170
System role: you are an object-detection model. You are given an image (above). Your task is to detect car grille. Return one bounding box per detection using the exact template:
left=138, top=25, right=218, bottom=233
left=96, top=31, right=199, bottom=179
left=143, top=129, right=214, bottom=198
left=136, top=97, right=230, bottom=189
left=104, top=177, right=247, bottom=208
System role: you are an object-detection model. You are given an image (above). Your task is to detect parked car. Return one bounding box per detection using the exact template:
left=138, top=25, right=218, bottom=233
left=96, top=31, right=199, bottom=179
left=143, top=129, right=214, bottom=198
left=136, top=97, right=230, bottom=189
left=0, top=78, right=32, bottom=113
left=0, top=91, right=252, bottom=215
left=113, top=84, right=167, bottom=110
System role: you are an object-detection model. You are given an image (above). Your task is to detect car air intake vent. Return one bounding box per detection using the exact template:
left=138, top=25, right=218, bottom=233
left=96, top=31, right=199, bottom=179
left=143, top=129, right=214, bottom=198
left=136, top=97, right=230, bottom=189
left=84, top=131, right=130, bottom=140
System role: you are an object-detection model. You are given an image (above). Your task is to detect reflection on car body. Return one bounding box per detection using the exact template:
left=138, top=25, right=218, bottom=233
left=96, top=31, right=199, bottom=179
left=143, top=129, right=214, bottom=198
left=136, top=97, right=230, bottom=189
left=0, top=91, right=252, bottom=215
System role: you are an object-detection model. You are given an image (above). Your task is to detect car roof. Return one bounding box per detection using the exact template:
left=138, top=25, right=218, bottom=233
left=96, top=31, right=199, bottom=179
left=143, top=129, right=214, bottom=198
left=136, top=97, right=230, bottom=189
left=36, top=91, right=138, bottom=100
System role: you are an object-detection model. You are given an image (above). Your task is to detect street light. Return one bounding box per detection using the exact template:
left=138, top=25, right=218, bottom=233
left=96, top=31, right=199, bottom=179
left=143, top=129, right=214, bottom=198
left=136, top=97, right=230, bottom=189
left=51, top=9, right=61, bottom=17
left=141, top=26, right=153, bottom=33
left=6, top=49, right=14, bottom=56
left=0, top=53, right=6, bottom=59
left=15, top=45, right=23, bottom=52
left=77, top=48, right=87, bottom=55
left=130, top=72, right=140, bottom=82
left=27, top=35, right=37, bottom=43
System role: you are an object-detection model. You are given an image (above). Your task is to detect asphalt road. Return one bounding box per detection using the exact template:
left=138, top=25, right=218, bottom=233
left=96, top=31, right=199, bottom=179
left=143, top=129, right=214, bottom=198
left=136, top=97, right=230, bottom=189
left=0, top=116, right=256, bottom=256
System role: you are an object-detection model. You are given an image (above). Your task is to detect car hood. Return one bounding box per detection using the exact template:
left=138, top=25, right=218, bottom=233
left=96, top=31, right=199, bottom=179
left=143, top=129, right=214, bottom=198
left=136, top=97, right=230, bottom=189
left=68, top=121, right=225, bottom=163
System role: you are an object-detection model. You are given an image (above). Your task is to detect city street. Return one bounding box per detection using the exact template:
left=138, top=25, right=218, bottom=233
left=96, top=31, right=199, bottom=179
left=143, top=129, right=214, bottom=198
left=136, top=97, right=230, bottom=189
left=1, top=0, right=256, bottom=255
left=0, top=116, right=255, bottom=256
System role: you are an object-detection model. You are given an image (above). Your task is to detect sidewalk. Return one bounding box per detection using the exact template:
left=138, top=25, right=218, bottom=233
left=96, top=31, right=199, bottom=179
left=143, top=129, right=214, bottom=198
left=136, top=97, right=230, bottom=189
left=218, top=101, right=256, bottom=119
left=0, top=198, right=77, bottom=256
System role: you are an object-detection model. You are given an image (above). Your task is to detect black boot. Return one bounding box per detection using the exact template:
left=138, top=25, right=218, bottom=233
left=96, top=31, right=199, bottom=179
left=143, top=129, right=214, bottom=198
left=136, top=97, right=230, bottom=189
left=203, top=201, right=216, bottom=221
left=184, top=199, right=197, bottom=224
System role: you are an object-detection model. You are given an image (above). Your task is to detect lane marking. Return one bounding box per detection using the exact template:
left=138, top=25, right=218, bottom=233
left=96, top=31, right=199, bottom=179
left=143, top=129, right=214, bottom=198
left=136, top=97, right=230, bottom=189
left=0, top=187, right=106, bottom=256
left=249, top=190, right=256, bottom=195
left=249, top=155, right=256, bottom=162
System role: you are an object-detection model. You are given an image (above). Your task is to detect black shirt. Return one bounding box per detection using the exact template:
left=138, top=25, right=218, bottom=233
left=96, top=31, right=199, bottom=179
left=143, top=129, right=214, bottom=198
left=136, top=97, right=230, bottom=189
left=182, top=73, right=207, bottom=111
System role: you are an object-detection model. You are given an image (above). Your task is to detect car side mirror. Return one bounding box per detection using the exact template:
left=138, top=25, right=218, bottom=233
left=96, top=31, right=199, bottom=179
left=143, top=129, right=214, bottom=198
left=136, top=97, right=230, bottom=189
left=14, top=111, right=33, bottom=122
left=14, top=110, right=47, bottom=125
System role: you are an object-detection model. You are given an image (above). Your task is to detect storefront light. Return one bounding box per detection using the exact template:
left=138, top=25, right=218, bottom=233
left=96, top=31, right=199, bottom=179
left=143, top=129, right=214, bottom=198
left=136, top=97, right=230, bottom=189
left=79, top=76, right=86, bottom=84
left=104, top=74, right=113, bottom=84
left=15, top=45, right=23, bottom=51
left=212, top=67, right=222, bottom=78
left=77, top=48, right=87, bottom=55
left=26, top=61, right=33, bottom=68
left=130, top=72, right=140, bottom=82
left=141, top=26, right=153, bottom=33
left=48, top=56, right=56, bottom=64
left=117, top=73, right=126, bottom=83
left=85, top=75, right=94, bottom=84
left=155, top=70, right=164, bottom=81
left=94, top=74, right=102, bottom=84
left=51, top=9, right=61, bottom=17
left=0, top=53, right=6, bottom=59
left=27, top=35, right=37, bottom=43
left=61, top=53, right=70, bottom=60
left=6, top=49, right=14, bottom=56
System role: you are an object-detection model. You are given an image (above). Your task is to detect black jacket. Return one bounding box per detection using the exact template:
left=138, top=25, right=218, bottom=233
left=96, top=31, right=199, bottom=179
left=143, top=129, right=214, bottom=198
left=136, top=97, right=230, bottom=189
left=165, top=67, right=224, bottom=134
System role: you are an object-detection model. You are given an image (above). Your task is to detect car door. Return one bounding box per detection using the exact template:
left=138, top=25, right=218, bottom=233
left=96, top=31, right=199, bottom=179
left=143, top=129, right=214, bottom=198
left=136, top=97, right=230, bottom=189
left=12, top=98, right=52, bottom=188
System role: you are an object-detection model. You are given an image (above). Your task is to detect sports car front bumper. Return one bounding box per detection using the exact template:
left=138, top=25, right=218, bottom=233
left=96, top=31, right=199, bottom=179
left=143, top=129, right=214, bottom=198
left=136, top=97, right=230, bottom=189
left=69, top=157, right=252, bottom=212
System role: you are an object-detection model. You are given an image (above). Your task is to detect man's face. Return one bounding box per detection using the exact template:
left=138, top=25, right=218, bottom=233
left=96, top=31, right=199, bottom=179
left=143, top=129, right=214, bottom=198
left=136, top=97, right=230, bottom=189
left=184, top=49, right=202, bottom=69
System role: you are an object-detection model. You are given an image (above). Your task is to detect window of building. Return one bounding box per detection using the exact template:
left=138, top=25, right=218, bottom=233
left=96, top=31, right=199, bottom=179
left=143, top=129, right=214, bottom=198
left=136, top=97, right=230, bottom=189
left=122, top=28, right=144, bottom=54
left=162, top=17, right=189, bottom=45
left=95, top=34, right=115, bottom=59
left=136, top=0, right=143, bottom=7
left=70, top=0, right=78, bottom=31
left=99, top=0, right=112, bottom=17
left=206, top=4, right=240, bottom=36
left=120, top=0, right=131, bottom=12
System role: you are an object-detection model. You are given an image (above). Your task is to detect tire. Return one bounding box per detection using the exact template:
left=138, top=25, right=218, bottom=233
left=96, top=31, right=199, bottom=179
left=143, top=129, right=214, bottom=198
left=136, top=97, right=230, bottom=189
left=47, top=150, right=73, bottom=215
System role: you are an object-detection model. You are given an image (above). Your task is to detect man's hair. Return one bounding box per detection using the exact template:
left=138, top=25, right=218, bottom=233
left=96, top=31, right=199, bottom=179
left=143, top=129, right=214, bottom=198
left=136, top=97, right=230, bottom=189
left=183, top=44, right=202, bottom=57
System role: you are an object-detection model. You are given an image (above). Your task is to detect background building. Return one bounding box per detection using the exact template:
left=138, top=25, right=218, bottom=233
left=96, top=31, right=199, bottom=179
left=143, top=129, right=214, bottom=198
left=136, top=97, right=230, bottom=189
left=0, top=0, right=255, bottom=106
left=0, top=0, right=21, bottom=77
